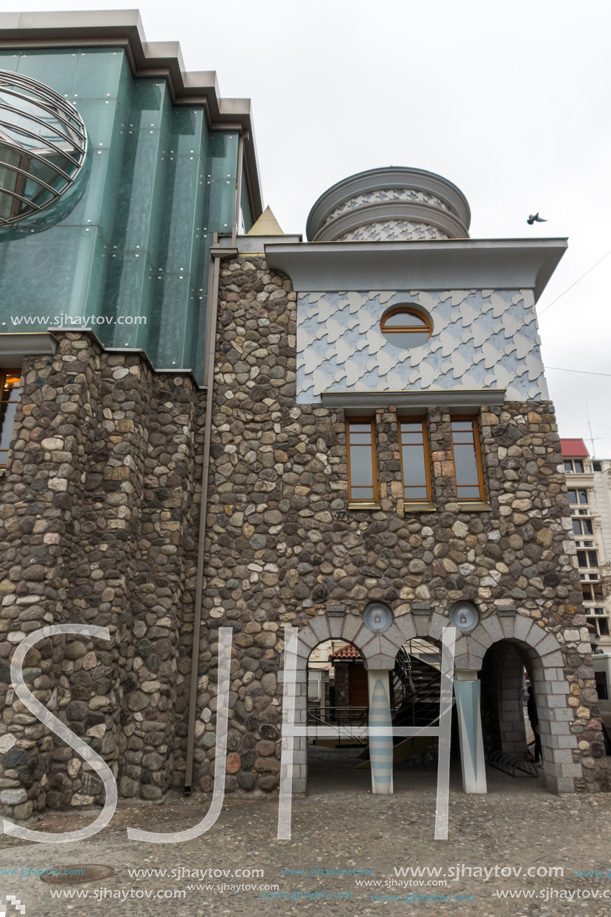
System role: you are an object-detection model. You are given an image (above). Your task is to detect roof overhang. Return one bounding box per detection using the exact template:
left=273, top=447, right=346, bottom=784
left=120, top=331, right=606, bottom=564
left=0, top=9, right=263, bottom=217
left=265, top=238, right=568, bottom=302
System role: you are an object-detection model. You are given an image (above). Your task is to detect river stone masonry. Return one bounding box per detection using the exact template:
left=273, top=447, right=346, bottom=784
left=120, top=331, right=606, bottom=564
left=0, top=332, right=206, bottom=818
left=199, top=252, right=608, bottom=796
left=0, top=253, right=607, bottom=820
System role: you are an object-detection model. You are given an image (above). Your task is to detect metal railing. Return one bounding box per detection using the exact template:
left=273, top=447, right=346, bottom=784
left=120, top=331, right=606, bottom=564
left=307, top=705, right=369, bottom=744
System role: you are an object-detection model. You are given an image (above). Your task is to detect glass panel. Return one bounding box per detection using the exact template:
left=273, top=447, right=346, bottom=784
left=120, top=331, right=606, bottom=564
left=383, top=330, right=430, bottom=349
left=567, top=489, right=577, bottom=503
left=577, top=551, right=587, bottom=567
left=596, top=671, right=609, bottom=700
left=572, top=519, right=582, bottom=536
left=453, top=443, right=479, bottom=487
left=0, top=399, right=17, bottom=451
left=384, top=310, right=427, bottom=328
left=400, top=430, right=423, bottom=445
left=451, top=421, right=475, bottom=435
left=405, top=486, right=428, bottom=499
left=584, top=519, right=594, bottom=535
left=350, top=423, right=372, bottom=433
left=402, top=436, right=428, bottom=499
left=239, top=158, right=253, bottom=233
left=590, top=551, right=599, bottom=566
left=351, top=486, right=374, bottom=500
left=600, top=619, right=610, bottom=636
left=457, top=485, right=481, bottom=499
left=579, top=490, right=588, bottom=504
left=349, top=446, right=374, bottom=487
left=402, top=447, right=427, bottom=487
left=349, top=432, right=372, bottom=445
left=0, top=375, right=20, bottom=458
left=564, top=460, right=573, bottom=472
left=574, top=460, right=584, bottom=473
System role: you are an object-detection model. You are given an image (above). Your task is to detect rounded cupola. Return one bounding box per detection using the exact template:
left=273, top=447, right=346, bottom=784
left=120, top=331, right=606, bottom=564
left=306, top=166, right=470, bottom=242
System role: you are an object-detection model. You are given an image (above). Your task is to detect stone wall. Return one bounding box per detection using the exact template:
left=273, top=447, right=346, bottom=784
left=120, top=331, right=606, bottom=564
left=0, top=332, right=206, bottom=818
left=198, top=253, right=608, bottom=795
left=0, top=251, right=607, bottom=818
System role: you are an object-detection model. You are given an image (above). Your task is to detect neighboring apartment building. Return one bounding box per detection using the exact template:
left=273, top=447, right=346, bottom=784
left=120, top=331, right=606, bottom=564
left=561, top=439, right=611, bottom=648
left=0, top=11, right=607, bottom=824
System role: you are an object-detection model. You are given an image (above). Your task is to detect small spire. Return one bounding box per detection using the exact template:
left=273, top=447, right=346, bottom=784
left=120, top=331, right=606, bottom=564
left=246, top=205, right=284, bottom=236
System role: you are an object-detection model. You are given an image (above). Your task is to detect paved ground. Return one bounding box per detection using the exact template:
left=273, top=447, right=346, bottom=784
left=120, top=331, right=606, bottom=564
left=1, top=756, right=611, bottom=917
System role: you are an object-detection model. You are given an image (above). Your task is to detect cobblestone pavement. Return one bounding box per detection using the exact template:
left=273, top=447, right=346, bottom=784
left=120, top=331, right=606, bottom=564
left=0, top=764, right=610, bottom=917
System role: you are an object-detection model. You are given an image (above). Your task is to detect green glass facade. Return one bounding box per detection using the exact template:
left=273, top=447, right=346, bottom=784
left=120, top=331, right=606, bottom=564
left=0, top=48, right=250, bottom=381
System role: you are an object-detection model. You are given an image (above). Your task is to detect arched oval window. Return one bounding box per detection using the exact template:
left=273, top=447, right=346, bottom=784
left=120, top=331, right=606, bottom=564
left=380, top=305, right=432, bottom=349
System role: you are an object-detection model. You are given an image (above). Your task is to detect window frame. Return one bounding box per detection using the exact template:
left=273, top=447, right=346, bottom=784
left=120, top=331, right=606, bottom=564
left=346, top=416, right=379, bottom=505
left=582, top=582, right=604, bottom=602
left=0, top=367, right=21, bottom=469
left=449, top=415, right=486, bottom=502
left=572, top=517, right=594, bottom=536
left=379, top=306, right=433, bottom=348
left=595, top=670, right=609, bottom=700
left=577, top=549, right=599, bottom=569
left=567, top=488, right=589, bottom=505
left=398, top=416, right=432, bottom=503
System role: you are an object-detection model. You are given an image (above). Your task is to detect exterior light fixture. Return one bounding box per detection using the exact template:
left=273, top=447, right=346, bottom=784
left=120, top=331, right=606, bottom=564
left=363, top=601, right=393, bottom=633
left=449, top=601, right=480, bottom=633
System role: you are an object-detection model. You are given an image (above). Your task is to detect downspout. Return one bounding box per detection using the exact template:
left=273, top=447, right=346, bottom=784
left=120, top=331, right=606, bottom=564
left=232, top=132, right=246, bottom=248
left=184, top=234, right=237, bottom=794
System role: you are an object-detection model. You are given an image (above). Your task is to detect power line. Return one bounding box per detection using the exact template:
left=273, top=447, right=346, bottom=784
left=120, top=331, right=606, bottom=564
left=546, top=366, right=611, bottom=378
left=538, top=247, right=611, bottom=316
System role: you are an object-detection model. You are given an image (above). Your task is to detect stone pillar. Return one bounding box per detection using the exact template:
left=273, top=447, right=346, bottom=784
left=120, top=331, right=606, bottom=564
left=454, top=671, right=487, bottom=793
left=367, top=670, right=393, bottom=794
left=0, top=333, right=101, bottom=818
left=427, top=407, right=456, bottom=506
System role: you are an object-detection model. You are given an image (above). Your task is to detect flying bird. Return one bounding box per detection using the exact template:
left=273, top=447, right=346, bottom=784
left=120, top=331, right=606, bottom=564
left=527, top=213, right=547, bottom=224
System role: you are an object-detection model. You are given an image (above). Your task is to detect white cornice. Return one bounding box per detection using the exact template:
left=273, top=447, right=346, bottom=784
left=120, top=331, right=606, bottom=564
left=265, top=238, right=568, bottom=302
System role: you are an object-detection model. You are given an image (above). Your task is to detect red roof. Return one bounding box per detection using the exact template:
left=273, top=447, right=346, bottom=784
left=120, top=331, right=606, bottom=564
left=329, top=643, right=362, bottom=661
left=560, top=438, right=589, bottom=458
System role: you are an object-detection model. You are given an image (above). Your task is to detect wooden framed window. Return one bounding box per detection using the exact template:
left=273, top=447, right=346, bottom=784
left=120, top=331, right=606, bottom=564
left=0, top=369, right=21, bottom=468
left=398, top=418, right=431, bottom=502
left=380, top=306, right=432, bottom=349
left=450, top=417, right=486, bottom=501
left=346, top=417, right=378, bottom=503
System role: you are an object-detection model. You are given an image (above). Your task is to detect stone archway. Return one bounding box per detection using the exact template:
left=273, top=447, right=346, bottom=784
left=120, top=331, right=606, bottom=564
left=290, top=610, right=585, bottom=795
left=451, top=613, right=582, bottom=793
left=292, top=612, right=415, bottom=792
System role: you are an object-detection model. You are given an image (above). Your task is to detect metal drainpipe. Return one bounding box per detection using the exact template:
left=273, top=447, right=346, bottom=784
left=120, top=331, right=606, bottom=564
left=184, top=235, right=237, bottom=793
left=231, top=132, right=246, bottom=248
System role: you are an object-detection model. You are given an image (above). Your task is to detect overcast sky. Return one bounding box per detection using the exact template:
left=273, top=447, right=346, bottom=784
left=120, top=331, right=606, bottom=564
left=8, top=0, right=611, bottom=455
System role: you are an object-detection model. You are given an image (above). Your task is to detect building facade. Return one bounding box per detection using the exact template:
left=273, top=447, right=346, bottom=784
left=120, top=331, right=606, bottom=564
left=0, top=12, right=607, bottom=823
left=561, top=439, right=611, bottom=649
